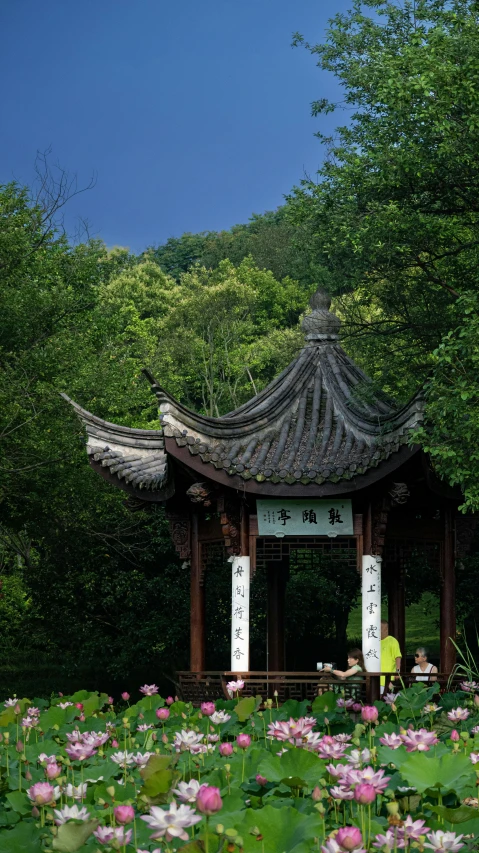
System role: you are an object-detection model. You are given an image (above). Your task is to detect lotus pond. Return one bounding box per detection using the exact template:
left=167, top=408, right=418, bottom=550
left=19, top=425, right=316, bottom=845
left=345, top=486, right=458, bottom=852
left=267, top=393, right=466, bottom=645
left=1, top=680, right=479, bottom=852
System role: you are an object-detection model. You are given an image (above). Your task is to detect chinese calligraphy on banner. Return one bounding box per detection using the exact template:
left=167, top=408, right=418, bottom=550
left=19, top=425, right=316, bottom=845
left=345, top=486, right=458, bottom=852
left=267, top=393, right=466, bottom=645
left=362, top=555, right=382, bottom=672
left=257, top=499, right=353, bottom=536
left=231, top=556, right=250, bottom=672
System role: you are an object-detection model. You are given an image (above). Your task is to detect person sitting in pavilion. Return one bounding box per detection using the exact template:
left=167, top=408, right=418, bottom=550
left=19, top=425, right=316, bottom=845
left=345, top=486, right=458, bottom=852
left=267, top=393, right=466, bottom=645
left=318, top=649, right=365, bottom=694
left=411, top=646, right=437, bottom=682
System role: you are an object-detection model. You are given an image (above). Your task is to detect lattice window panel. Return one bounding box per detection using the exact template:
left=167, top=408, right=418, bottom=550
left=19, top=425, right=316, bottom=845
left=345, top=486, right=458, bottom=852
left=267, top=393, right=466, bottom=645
left=256, top=536, right=358, bottom=569
left=383, top=538, right=441, bottom=573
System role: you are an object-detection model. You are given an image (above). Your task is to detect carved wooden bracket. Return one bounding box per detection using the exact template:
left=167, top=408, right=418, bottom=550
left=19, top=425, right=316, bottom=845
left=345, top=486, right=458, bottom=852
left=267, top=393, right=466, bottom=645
left=186, top=481, right=214, bottom=506
left=217, top=495, right=241, bottom=556
left=388, top=482, right=410, bottom=506
left=166, top=512, right=191, bottom=559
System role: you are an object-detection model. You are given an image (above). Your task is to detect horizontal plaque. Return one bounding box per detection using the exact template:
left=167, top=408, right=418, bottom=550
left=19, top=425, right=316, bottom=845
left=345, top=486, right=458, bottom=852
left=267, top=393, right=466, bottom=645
left=257, top=499, right=353, bottom=537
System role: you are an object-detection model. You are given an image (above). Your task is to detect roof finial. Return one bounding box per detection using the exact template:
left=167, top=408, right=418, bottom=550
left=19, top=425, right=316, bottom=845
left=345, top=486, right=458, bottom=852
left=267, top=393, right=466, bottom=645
left=301, top=286, right=341, bottom=342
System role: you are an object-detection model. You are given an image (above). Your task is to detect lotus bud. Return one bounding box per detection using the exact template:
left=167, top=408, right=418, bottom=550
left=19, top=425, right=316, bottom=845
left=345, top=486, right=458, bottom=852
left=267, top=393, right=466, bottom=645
left=31, top=806, right=40, bottom=818
left=14, top=704, right=21, bottom=716
left=4, top=732, right=9, bottom=742
left=312, top=786, right=322, bottom=802
left=256, top=774, right=267, bottom=786
left=336, top=826, right=363, bottom=851
left=45, top=763, right=61, bottom=780
left=75, top=703, right=83, bottom=711
left=161, top=733, right=167, bottom=744
left=111, top=739, right=119, bottom=748
left=121, top=692, right=130, bottom=701
left=361, top=705, right=379, bottom=723
left=166, top=696, right=174, bottom=705
left=181, top=712, right=187, bottom=719
left=106, top=785, right=116, bottom=798
left=451, top=729, right=460, bottom=742
left=219, top=743, right=233, bottom=756
left=25, top=770, right=32, bottom=781
left=352, top=703, right=362, bottom=712
left=156, top=707, right=170, bottom=721
left=79, top=714, right=85, bottom=722
left=236, top=733, right=251, bottom=749
left=216, top=824, right=225, bottom=834
left=114, top=804, right=135, bottom=824
left=16, top=740, right=23, bottom=753
left=354, top=783, right=376, bottom=804
left=196, top=784, right=223, bottom=815
left=108, top=697, right=114, bottom=705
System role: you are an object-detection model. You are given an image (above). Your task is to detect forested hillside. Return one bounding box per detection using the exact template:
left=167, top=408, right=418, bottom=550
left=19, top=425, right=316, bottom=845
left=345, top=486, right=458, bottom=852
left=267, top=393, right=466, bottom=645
left=1, top=0, right=479, bottom=693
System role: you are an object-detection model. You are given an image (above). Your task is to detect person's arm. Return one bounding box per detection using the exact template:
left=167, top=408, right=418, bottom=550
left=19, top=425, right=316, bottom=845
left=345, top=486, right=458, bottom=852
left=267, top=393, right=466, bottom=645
left=328, top=667, right=358, bottom=679
left=430, top=665, right=438, bottom=681
left=395, top=656, right=402, bottom=672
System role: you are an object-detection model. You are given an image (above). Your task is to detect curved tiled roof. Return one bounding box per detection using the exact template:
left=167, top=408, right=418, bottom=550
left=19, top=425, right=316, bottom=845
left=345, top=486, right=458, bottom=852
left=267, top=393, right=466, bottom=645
left=63, top=289, right=423, bottom=498
left=62, top=396, right=171, bottom=498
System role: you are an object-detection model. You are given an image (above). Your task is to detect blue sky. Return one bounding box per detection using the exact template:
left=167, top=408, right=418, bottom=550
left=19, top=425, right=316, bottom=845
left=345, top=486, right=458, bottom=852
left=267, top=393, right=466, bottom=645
left=1, top=0, right=352, bottom=253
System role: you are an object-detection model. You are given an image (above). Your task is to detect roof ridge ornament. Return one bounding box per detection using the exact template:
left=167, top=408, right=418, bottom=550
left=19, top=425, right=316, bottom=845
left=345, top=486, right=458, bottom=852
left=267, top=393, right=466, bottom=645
left=301, top=287, right=341, bottom=343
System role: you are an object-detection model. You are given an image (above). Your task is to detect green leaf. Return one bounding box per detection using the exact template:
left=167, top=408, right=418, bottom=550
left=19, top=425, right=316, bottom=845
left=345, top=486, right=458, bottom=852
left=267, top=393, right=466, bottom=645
left=140, top=754, right=175, bottom=797
left=235, top=697, right=257, bottom=722
left=234, top=805, right=323, bottom=852
left=52, top=819, right=99, bottom=852
left=312, top=694, right=336, bottom=714
left=5, top=792, right=30, bottom=816
left=258, top=748, right=324, bottom=788
left=428, top=804, right=479, bottom=824
left=0, top=820, right=43, bottom=852
left=400, top=752, right=475, bottom=795
left=38, top=706, right=67, bottom=731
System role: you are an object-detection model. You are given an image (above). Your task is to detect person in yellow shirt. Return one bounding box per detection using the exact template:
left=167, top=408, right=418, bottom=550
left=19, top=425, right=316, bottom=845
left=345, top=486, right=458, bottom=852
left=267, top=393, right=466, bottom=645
left=380, top=620, right=402, bottom=692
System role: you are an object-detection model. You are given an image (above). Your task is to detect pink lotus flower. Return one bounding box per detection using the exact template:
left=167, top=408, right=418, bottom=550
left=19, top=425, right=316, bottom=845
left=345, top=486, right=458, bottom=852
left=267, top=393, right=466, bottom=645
left=460, top=681, right=479, bottom=693
left=156, top=707, right=170, bottom=721
left=361, top=706, right=378, bottom=723
left=337, top=698, right=356, bottom=710
left=401, top=728, right=439, bottom=752
left=267, top=716, right=316, bottom=745
left=94, top=826, right=132, bottom=846
left=45, top=762, right=62, bottom=780
left=326, top=762, right=350, bottom=780
left=336, top=826, right=364, bottom=851
left=335, top=733, right=353, bottom=744
left=141, top=802, right=202, bottom=841
left=140, top=684, right=159, bottom=696
left=354, top=783, right=376, bottom=804
left=352, top=703, right=362, bottom=712
left=379, top=732, right=402, bottom=749
left=173, top=779, right=201, bottom=803
left=403, top=817, right=430, bottom=839
left=383, top=693, right=398, bottom=706
left=448, top=708, right=469, bottom=721
left=236, top=733, right=251, bottom=749
left=256, top=774, right=267, bottom=786
left=201, top=702, right=215, bottom=716
left=196, top=784, right=223, bottom=815
left=219, top=742, right=233, bottom=756
left=318, top=740, right=348, bottom=760
left=469, top=752, right=479, bottom=764
left=226, top=679, right=245, bottom=695
left=114, top=804, right=135, bottom=825
left=451, top=730, right=460, bottom=742
left=331, top=786, right=354, bottom=800
left=121, top=691, right=130, bottom=701
left=75, top=703, right=83, bottom=710
left=53, top=804, right=90, bottom=825
left=166, top=696, right=174, bottom=705
left=348, top=766, right=390, bottom=794
left=65, top=743, right=97, bottom=762
left=424, top=830, right=465, bottom=851
left=372, top=829, right=406, bottom=850
left=27, top=782, right=60, bottom=805
left=108, top=696, right=114, bottom=705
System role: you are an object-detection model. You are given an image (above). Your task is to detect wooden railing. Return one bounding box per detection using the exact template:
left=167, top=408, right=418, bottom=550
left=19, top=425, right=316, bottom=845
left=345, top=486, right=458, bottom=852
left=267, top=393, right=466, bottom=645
left=177, top=670, right=465, bottom=706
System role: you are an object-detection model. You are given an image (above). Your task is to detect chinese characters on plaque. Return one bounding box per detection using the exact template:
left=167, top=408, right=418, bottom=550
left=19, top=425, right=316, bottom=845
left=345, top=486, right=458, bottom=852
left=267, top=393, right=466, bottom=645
left=231, top=556, right=250, bottom=672
left=257, top=499, right=353, bottom=536
left=362, top=555, right=382, bottom=672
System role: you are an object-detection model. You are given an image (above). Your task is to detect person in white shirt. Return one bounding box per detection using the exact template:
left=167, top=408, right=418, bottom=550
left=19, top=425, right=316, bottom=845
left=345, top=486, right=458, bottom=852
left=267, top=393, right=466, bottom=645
left=411, top=646, right=437, bottom=681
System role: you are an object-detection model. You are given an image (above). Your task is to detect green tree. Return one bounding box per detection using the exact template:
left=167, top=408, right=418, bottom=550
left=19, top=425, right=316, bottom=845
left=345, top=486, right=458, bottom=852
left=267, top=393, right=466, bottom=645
left=288, top=0, right=479, bottom=498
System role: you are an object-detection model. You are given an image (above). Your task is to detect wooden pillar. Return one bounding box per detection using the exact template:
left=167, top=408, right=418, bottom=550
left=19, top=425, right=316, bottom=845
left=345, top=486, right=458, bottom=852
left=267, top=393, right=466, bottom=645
left=267, top=558, right=288, bottom=671
left=387, top=561, right=405, bottom=670
left=440, top=506, right=456, bottom=673
left=190, top=512, right=205, bottom=672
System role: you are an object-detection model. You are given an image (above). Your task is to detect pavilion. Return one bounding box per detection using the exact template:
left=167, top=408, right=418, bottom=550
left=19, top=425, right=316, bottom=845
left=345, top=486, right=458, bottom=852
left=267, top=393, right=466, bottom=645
left=63, top=288, right=472, bottom=698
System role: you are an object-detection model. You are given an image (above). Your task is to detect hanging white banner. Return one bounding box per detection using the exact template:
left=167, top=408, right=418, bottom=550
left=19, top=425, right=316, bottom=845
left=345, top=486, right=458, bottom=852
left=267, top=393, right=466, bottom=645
left=362, top=555, right=382, bottom=672
left=231, top=556, right=250, bottom=672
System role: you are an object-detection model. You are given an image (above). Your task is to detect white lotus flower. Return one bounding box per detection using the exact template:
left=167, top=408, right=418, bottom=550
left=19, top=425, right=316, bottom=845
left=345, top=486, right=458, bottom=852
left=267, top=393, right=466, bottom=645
left=53, top=804, right=90, bottom=825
